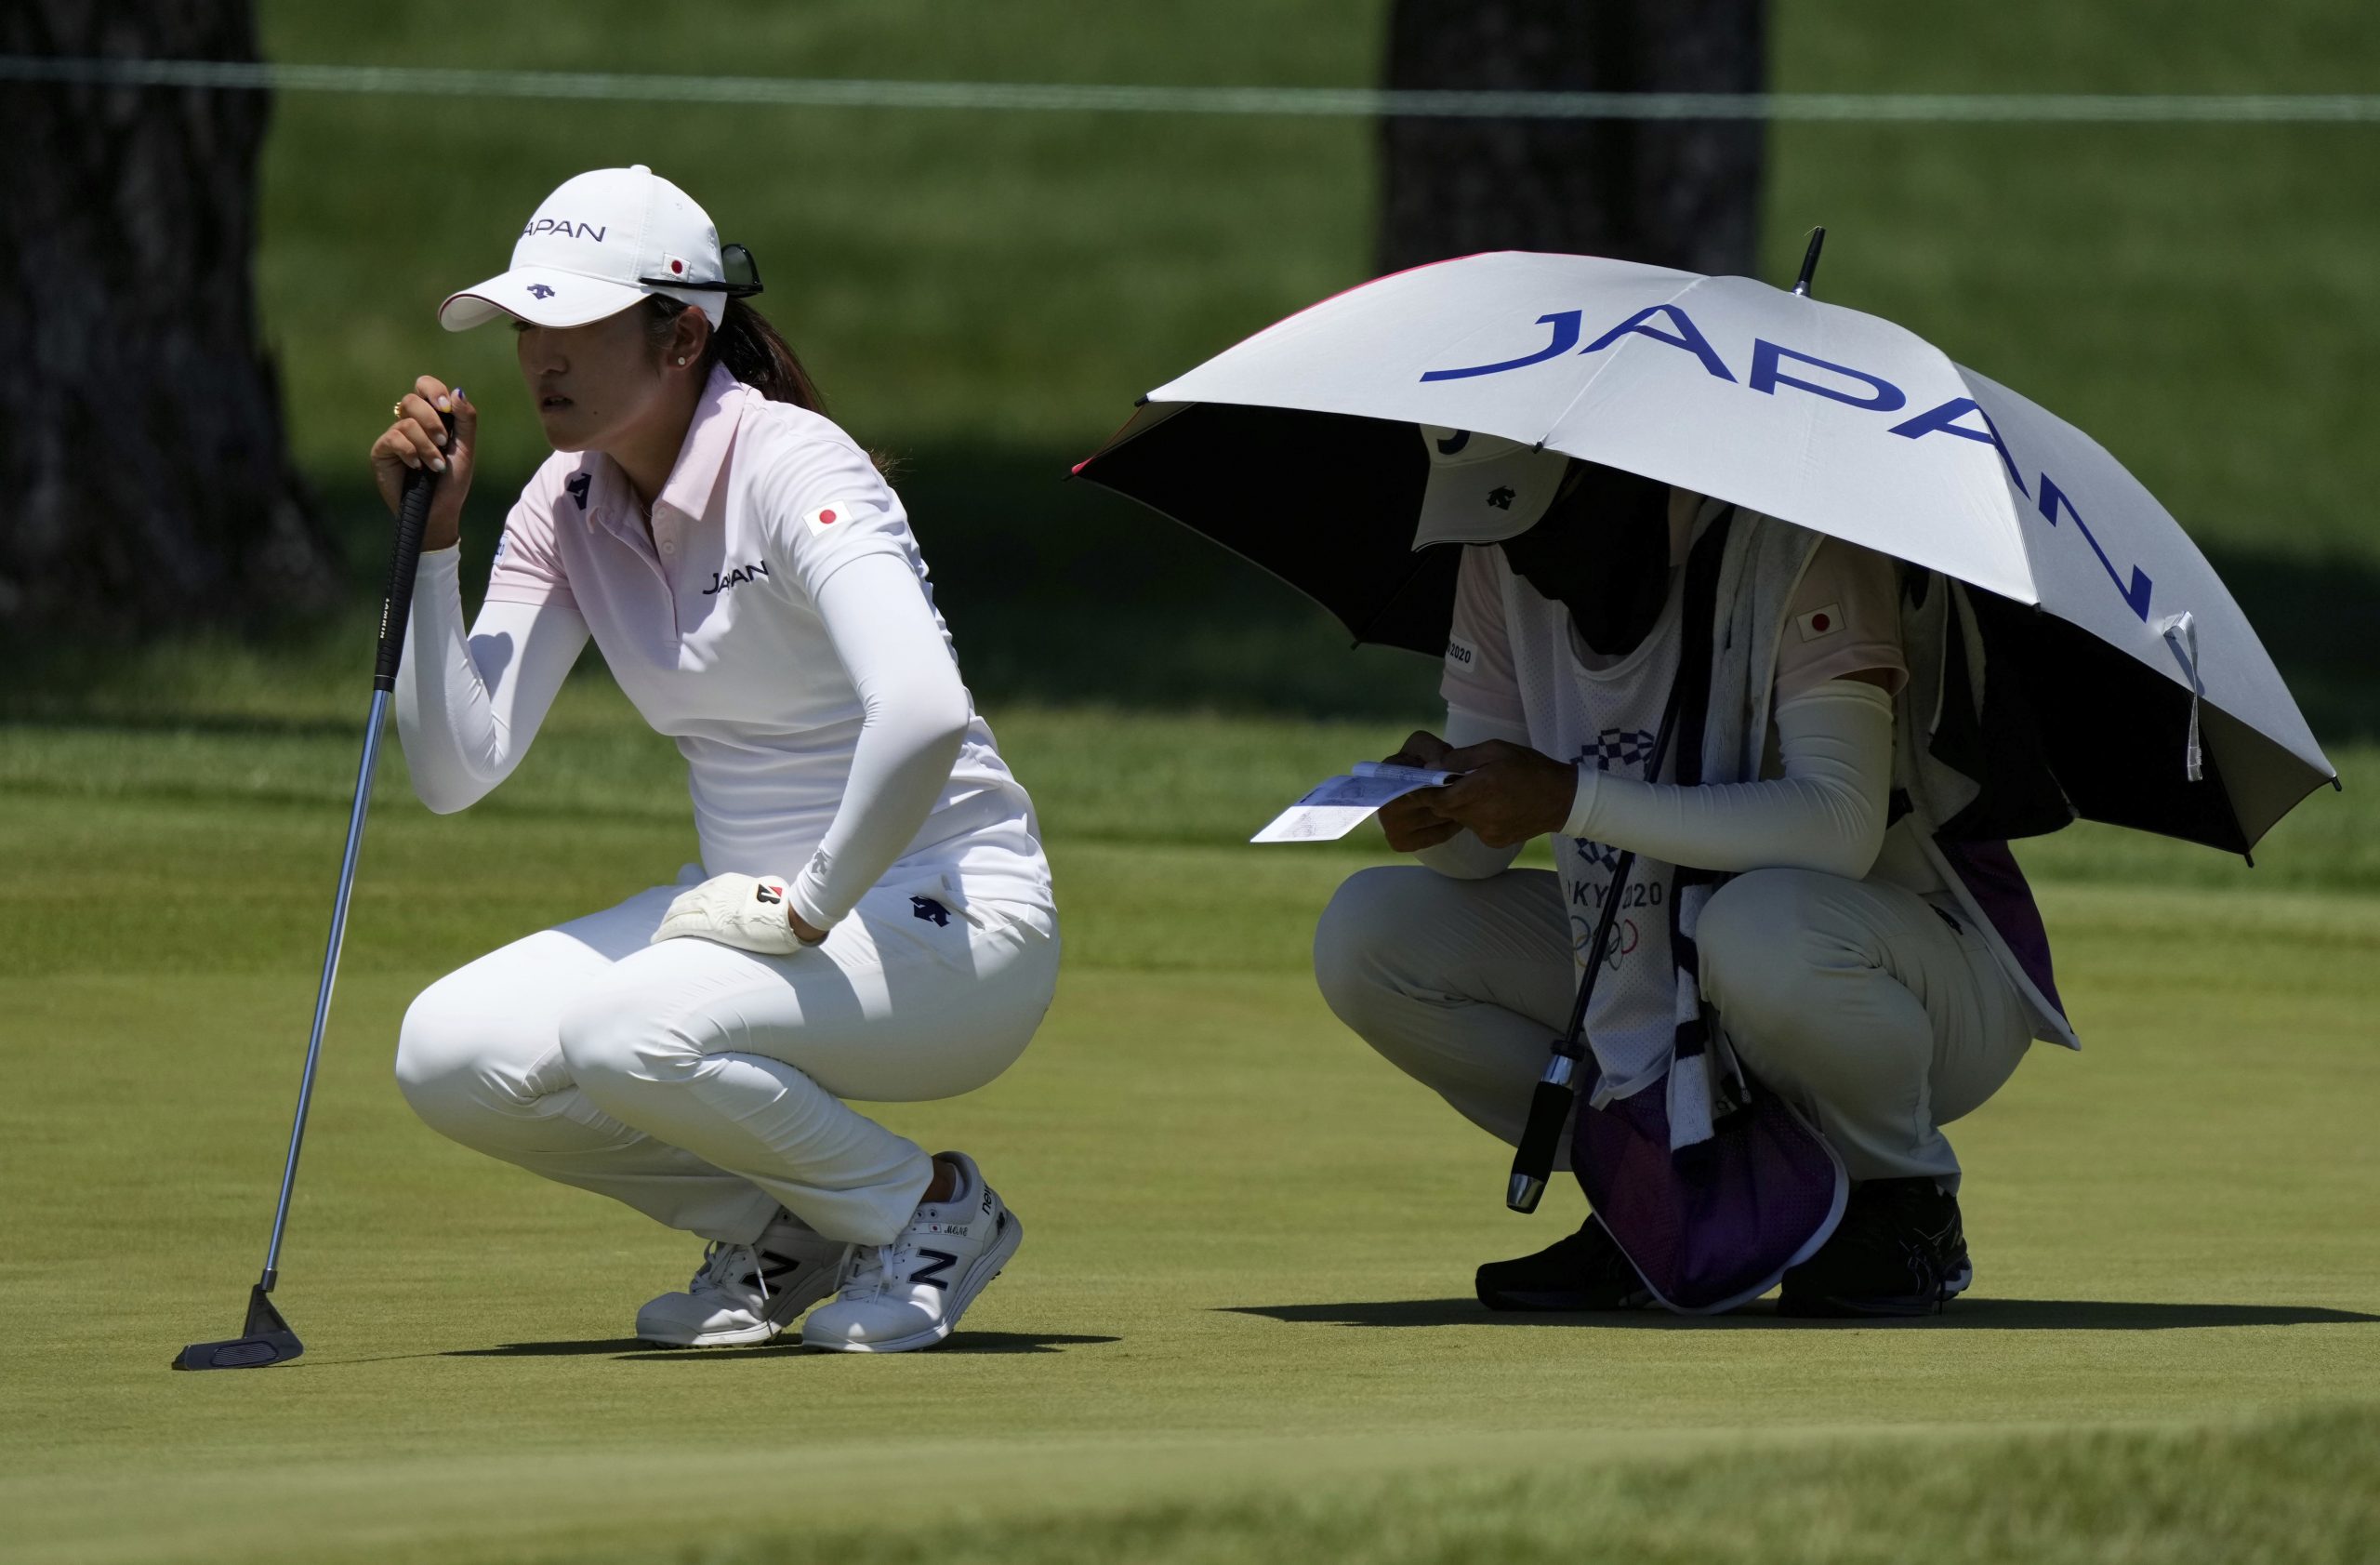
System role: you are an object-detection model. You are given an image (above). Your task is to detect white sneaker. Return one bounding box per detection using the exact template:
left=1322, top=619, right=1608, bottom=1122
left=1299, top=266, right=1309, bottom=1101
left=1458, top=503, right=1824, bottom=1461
left=635, top=1211, right=848, bottom=1348
left=800, top=1151, right=1023, bottom=1354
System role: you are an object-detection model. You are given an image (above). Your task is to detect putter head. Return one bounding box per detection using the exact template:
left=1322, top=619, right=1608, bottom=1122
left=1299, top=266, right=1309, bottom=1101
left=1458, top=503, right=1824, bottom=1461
left=172, top=1284, right=304, bottom=1371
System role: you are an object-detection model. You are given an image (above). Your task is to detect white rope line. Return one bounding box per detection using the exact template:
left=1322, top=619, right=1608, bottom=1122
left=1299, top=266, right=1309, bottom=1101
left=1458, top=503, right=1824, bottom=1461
left=5, top=56, right=2377, bottom=124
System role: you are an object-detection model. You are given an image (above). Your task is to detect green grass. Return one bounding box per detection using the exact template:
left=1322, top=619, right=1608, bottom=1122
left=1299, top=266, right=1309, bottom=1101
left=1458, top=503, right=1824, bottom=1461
left=5, top=707, right=2379, bottom=1562
left=9, top=4, right=2379, bottom=1558
left=224, top=0, right=2380, bottom=736
left=253, top=0, right=2380, bottom=531
left=0, top=643, right=2368, bottom=886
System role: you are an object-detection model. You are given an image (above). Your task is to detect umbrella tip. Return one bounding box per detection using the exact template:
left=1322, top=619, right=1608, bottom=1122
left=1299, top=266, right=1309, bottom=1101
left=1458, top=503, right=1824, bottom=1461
left=1792, top=226, right=1827, bottom=298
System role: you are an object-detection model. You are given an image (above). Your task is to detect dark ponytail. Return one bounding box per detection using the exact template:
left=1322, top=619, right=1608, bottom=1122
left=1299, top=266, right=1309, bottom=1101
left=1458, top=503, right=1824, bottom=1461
left=710, top=298, right=826, bottom=410
left=649, top=296, right=893, bottom=474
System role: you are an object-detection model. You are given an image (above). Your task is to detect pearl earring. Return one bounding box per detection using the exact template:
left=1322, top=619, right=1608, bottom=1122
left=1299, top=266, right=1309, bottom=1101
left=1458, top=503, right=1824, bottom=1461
left=675, top=355, right=687, bottom=365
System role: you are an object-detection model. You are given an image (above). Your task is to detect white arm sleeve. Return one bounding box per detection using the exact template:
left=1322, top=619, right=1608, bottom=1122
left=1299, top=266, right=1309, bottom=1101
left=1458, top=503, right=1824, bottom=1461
left=1562, top=678, right=1895, bottom=880
left=1412, top=706, right=1534, bottom=881
left=787, top=553, right=973, bottom=930
left=393, top=546, right=589, bottom=815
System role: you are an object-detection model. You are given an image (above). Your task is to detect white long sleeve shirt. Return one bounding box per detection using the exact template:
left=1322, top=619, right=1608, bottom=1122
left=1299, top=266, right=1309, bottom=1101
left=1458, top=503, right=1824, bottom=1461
left=1427, top=514, right=1915, bottom=889
left=394, top=366, right=1048, bottom=930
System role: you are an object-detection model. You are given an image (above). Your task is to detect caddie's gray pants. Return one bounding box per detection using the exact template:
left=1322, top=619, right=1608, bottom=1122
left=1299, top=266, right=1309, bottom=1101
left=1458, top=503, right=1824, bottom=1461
left=1312, top=865, right=2032, bottom=1188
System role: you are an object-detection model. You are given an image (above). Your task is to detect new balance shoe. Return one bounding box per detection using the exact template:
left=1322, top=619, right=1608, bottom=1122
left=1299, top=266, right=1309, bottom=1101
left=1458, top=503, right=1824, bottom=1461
left=635, top=1210, right=848, bottom=1347
left=1777, top=1176, right=1972, bottom=1319
left=800, top=1150, right=1022, bottom=1354
left=1476, top=1216, right=1654, bottom=1311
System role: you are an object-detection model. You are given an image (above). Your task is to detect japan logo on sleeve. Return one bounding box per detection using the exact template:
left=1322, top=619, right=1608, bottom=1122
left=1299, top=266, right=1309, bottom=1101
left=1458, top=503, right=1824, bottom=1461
left=804, top=499, right=858, bottom=537
left=1794, top=603, right=1844, bottom=642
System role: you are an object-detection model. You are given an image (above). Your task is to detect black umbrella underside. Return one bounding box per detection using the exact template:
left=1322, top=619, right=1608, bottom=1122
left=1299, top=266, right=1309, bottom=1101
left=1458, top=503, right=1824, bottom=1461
left=1078, top=400, right=2321, bottom=855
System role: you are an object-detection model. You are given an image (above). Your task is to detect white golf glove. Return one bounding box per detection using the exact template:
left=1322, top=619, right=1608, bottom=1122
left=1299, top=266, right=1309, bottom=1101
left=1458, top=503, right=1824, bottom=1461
left=651, top=873, right=820, bottom=955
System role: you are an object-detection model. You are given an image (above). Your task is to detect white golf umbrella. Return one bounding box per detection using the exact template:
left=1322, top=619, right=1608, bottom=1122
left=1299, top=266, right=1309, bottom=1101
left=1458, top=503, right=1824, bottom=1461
left=1077, top=248, right=2336, bottom=854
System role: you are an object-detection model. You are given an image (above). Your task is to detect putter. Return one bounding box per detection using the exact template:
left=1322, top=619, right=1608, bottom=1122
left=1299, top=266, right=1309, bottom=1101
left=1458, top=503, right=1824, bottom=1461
left=174, top=416, right=450, bottom=1371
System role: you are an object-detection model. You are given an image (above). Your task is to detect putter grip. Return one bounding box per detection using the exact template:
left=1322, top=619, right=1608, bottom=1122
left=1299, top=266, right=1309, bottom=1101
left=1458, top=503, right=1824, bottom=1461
left=372, top=412, right=453, bottom=691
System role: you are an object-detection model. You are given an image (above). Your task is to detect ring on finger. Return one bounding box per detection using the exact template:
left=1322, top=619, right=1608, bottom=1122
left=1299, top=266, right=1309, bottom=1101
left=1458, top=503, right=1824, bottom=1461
left=392, top=401, right=404, bottom=417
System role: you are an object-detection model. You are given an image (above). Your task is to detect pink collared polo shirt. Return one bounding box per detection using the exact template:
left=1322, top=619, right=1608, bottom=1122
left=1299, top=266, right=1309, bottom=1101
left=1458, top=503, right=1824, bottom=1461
left=481, top=366, right=1044, bottom=906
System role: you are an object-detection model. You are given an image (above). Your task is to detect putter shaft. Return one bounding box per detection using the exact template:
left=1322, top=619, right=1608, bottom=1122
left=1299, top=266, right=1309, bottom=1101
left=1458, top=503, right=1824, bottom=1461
left=261, top=688, right=391, bottom=1286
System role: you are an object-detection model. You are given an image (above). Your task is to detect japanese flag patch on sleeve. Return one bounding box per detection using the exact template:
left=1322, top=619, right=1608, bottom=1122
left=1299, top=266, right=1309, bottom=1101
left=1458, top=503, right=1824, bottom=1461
left=1794, top=603, right=1844, bottom=642
left=803, top=500, right=858, bottom=537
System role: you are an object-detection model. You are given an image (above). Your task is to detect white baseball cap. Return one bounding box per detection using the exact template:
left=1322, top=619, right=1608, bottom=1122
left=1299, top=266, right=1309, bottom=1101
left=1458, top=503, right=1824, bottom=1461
left=1411, top=425, right=1573, bottom=550
left=438, top=165, right=736, bottom=331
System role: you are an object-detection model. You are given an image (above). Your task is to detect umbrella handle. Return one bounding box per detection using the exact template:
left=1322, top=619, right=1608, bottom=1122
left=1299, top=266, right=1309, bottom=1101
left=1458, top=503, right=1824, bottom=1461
left=1507, top=1054, right=1580, bottom=1214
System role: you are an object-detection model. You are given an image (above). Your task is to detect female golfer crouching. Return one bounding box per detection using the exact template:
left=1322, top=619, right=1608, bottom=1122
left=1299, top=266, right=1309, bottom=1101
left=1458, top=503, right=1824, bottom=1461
left=374, top=166, right=1055, bottom=1352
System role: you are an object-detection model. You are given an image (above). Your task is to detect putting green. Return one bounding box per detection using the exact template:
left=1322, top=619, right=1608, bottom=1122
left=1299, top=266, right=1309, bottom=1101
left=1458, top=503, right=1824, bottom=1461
left=3, top=762, right=2375, bottom=1563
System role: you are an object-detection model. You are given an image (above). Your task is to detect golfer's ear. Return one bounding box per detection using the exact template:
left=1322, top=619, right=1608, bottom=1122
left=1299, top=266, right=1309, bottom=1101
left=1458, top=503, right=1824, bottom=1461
left=673, top=309, right=711, bottom=368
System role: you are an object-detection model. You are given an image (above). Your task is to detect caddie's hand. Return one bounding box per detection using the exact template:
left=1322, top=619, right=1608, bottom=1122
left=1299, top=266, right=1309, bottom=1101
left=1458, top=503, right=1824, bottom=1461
left=1426, top=739, right=1579, bottom=849
left=1376, top=730, right=1461, bottom=852
left=369, top=377, right=477, bottom=551
left=1370, top=733, right=1456, bottom=853
left=1378, top=789, right=1462, bottom=853
left=651, top=872, right=827, bottom=956
left=1384, top=730, right=1455, bottom=771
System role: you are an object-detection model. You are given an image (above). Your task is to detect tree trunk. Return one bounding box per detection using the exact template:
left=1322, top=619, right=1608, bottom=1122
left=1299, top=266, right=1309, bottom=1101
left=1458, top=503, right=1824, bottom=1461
left=1379, top=0, right=1769, bottom=279
left=0, top=1, right=337, bottom=637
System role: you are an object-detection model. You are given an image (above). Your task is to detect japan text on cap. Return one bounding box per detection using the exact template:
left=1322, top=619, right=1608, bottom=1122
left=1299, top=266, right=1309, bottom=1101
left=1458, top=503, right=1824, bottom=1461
left=439, top=165, right=744, bottom=332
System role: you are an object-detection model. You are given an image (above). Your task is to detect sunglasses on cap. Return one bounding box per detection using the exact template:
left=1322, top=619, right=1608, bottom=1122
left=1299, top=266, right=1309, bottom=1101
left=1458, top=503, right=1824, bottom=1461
left=639, top=243, right=764, bottom=298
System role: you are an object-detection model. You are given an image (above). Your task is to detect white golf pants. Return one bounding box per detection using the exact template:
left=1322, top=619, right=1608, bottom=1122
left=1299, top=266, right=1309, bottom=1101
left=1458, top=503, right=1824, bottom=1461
left=1312, top=865, right=2031, bottom=1187
left=394, top=874, right=1059, bottom=1248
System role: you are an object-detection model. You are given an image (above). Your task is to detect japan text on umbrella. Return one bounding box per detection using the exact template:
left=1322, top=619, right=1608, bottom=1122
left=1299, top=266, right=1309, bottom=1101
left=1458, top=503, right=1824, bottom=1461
left=1075, top=243, right=2338, bottom=854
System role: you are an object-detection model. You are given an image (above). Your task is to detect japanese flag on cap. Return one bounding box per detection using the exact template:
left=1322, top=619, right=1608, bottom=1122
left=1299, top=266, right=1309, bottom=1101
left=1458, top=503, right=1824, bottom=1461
left=438, top=165, right=729, bottom=331
left=1410, top=425, right=1573, bottom=550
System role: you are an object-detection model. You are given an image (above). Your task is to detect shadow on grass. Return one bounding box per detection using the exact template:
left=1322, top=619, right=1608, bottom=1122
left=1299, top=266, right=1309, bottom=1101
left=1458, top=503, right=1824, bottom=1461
left=1226, top=1298, right=2380, bottom=1331
left=611, top=1331, right=1120, bottom=1360
left=442, top=1337, right=650, bottom=1357
left=439, top=1331, right=1119, bottom=1360
left=13, top=454, right=2378, bottom=734
left=4, top=710, right=391, bottom=740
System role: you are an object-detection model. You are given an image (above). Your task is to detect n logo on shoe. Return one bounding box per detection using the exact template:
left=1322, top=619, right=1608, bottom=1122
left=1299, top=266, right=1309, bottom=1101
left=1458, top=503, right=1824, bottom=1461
left=909, top=1250, right=959, bottom=1291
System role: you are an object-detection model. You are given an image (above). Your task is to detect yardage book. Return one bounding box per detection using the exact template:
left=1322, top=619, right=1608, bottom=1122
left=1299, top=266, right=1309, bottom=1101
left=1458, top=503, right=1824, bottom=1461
left=1250, top=762, right=1460, bottom=843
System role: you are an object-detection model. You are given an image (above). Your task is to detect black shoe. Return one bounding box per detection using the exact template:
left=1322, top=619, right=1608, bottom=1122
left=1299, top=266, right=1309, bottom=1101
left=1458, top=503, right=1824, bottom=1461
left=1777, top=1176, right=1972, bottom=1319
left=1476, top=1218, right=1652, bottom=1312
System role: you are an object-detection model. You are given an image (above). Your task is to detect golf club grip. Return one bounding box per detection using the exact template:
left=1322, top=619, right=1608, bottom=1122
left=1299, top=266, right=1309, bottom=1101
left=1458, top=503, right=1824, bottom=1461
left=372, top=412, right=453, bottom=691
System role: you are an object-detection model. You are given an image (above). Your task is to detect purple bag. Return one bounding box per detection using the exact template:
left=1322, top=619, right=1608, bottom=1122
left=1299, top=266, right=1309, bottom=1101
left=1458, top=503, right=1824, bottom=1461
left=1574, top=1068, right=1846, bottom=1315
